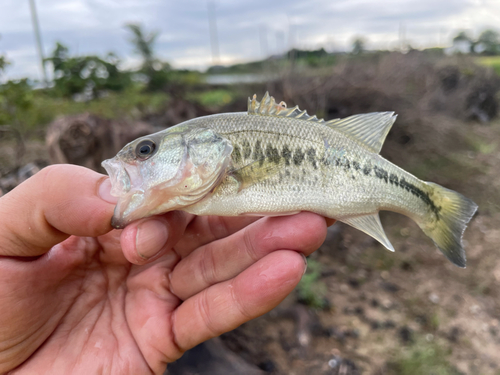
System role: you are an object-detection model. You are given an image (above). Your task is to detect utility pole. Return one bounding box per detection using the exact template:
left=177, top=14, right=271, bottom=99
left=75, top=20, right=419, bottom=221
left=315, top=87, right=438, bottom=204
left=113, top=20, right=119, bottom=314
left=28, top=0, right=48, bottom=85
left=207, top=1, right=220, bottom=65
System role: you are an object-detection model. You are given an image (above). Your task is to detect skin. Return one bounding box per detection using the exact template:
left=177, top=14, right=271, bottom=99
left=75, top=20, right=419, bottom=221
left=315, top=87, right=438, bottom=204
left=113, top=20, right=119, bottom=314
left=0, top=165, right=331, bottom=375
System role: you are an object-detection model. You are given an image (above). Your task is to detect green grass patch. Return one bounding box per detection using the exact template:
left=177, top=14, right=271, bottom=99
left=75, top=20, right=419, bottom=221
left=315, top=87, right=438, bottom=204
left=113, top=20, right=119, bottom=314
left=1, top=83, right=169, bottom=135
left=190, top=89, right=235, bottom=109
left=296, top=259, right=328, bottom=309
left=387, top=339, right=461, bottom=375
left=476, top=56, right=500, bottom=76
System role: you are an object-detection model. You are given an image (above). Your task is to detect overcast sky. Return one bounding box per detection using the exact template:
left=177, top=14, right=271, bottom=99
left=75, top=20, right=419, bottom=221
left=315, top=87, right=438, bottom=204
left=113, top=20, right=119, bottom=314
left=0, top=0, right=499, bottom=81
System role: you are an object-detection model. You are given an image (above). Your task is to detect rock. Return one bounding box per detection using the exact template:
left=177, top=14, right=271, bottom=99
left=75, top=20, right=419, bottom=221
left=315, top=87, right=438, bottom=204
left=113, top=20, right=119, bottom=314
left=400, top=261, right=413, bottom=271
left=257, top=360, right=276, bottom=372
left=0, top=160, right=47, bottom=193
left=428, top=293, right=440, bottom=304
left=383, top=320, right=396, bottom=329
left=381, top=281, right=400, bottom=293
left=348, top=278, right=361, bottom=288
left=398, top=326, right=414, bottom=344
left=354, top=306, right=364, bottom=316
left=327, top=355, right=360, bottom=375
left=166, top=337, right=265, bottom=375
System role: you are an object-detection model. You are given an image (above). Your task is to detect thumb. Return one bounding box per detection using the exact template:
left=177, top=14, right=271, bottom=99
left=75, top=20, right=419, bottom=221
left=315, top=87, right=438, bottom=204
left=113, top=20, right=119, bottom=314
left=0, top=164, right=117, bottom=257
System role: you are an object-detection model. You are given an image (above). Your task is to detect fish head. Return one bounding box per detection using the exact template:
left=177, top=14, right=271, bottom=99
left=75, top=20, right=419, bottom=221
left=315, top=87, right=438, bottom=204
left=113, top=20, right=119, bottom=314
left=102, top=125, right=233, bottom=228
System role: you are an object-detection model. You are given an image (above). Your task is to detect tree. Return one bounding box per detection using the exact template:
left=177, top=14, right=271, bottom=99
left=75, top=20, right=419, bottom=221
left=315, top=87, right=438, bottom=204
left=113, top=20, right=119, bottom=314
left=125, top=23, right=158, bottom=73
left=453, top=31, right=473, bottom=43
left=476, top=29, right=500, bottom=55
left=125, top=23, right=170, bottom=91
left=0, top=55, right=8, bottom=75
left=0, top=34, right=10, bottom=77
left=352, top=37, right=366, bottom=55
left=0, top=79, right=33, bottom=130
left=45, top=42, right=131, bottom=99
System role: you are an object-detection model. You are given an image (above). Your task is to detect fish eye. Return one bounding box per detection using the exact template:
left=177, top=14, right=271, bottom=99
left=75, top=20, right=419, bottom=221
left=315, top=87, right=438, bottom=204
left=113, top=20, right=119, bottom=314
left=135, top=139, right=156, bottom=160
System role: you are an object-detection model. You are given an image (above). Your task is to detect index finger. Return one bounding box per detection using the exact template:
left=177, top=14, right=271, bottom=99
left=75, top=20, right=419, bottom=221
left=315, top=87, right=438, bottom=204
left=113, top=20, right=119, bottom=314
left=0, top=165, right=116, bottom=257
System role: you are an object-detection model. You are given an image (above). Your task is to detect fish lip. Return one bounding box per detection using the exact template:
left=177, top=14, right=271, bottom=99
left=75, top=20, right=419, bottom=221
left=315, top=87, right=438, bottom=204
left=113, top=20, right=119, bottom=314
left=111, top=212, right=128, bottom=229
left=102, top=157, right=131, bottom=197
left=110, top=188, right=147, bottom=229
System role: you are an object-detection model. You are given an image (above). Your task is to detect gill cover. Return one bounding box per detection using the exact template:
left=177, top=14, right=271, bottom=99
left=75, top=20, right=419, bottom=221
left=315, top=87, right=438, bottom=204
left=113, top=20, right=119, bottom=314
left=102, top=126, right=233, bottom=228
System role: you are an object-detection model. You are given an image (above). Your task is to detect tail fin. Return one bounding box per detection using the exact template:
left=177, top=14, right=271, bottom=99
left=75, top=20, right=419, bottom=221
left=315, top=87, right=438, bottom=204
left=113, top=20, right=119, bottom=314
left=420, top=182, right=477, bottom=268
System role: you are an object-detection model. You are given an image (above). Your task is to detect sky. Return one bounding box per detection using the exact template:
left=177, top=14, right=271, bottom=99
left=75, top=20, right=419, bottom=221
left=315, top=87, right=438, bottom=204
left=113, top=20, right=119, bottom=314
left=0, top=0, right=499, bottom=82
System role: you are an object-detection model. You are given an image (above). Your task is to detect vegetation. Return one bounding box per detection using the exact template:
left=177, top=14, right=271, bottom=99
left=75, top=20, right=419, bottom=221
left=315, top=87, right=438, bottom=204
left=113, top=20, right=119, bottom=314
left=476, top=55, right=500, bottom=76
left=125, top=23, right=171, bottom=91
left=46, top=43, right=131, bottom=99
left=296, top=259, right=328, bottom=309
left=0, top=81, right=169, bottom=134
left=0, top=55, right=8, bottom=75
left=452, top=29, right=500, bottom=55
left=189, top=89, right=235, bottom=108
left=352, top=36, right=367, bottom=55
left=1, top=24, right=499, bottom=138
left=387, top=339, right=459, bottom=375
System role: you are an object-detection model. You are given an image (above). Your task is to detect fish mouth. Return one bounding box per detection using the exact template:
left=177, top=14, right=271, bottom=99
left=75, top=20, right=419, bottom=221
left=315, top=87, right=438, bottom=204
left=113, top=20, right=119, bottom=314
left=110, top=191, right=145, bottom=229
left=102, top=157, right=147, bottom=228
left=102, top=157, right=131, bottom=197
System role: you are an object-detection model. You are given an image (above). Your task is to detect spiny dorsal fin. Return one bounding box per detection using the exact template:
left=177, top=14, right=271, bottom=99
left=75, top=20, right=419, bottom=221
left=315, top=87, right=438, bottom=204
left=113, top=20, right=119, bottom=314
left=325, top=112, right=397, bottom=153
left=248, top=92, right=326, bottom=123
left=340, top=213, right=395, bottom=252
left=248, top=92, right=397, bottom=154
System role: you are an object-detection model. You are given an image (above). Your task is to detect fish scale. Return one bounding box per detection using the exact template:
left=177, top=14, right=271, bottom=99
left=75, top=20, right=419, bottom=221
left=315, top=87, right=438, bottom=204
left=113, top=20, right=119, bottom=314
left=103, top=92, right=477, bottom=268
left=186, top=113, right=423, bottom=222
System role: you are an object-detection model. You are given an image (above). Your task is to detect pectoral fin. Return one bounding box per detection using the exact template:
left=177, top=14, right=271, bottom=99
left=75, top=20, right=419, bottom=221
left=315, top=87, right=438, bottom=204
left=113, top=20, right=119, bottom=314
left=340, top=213, right=395, bottom=252
left=229, top=158, right=284, bottom=192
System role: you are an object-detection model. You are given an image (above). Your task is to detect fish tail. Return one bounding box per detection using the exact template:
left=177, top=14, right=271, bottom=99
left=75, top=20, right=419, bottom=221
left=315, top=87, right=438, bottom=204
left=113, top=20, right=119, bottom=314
left=418, top=182, right=477, bottom=268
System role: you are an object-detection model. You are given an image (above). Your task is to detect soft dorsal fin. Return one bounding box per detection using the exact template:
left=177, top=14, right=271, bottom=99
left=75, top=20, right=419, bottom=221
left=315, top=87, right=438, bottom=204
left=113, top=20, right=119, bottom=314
left=248, top=92, right=396, bottom=154
left=325, top=112, right=397, bottom=153
left=340, top=214, right=395, bottom=252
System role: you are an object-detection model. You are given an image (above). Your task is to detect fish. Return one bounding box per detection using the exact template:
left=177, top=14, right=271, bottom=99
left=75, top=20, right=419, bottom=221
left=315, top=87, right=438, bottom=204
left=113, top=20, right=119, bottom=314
left=102, top=92, right=478, bottom=267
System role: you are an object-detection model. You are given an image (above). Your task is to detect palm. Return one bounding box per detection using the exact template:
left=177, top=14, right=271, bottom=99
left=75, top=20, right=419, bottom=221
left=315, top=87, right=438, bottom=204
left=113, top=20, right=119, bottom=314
left=3, top=212, right=327, bottom=375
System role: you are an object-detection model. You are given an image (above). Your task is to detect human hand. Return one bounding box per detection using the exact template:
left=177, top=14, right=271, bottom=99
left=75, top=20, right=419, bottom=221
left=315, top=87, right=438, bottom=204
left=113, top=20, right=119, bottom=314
left=0, top=165, right=328, bottom=374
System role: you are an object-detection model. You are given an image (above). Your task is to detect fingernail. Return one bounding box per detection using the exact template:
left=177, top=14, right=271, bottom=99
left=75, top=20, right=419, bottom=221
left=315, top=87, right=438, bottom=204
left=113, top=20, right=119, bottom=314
left=301, top=253, right=308, bottom=275
left=136, top=219, right=169, bottom=260
left=99, top=178, right=118, bottom=204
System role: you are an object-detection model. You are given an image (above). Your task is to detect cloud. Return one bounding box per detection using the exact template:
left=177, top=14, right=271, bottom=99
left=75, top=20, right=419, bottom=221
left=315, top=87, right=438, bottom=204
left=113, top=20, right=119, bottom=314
left=0, top=0, right=498, bottom=80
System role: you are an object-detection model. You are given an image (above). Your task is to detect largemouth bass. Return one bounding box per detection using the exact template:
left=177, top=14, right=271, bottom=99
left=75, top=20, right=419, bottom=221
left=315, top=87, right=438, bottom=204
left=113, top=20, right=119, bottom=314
left=102, top=93, right=477, bottom=267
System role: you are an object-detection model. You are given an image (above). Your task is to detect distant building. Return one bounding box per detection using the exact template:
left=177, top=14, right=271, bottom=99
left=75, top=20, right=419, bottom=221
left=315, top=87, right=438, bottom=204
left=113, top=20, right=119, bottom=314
left=446, top=39, right=472, bottom=55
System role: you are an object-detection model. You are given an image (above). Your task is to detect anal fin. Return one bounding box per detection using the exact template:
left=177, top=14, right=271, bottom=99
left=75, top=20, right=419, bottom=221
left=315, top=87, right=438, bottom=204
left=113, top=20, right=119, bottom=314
left=340, top=213, right=395, bottom=252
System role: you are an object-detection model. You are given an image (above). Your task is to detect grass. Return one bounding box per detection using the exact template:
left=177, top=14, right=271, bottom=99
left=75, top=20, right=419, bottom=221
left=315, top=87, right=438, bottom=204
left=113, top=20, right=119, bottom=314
left=359, top=244, right=397, bottom=271
left=190, top=89, right=235, bottom=109
left=1, top=83, right=170, bottom=135
left=295, top=259, right=328, bottom=309
left=387, top=339, right=461, bottom=375
left=476, top=56, right=500, bottom=76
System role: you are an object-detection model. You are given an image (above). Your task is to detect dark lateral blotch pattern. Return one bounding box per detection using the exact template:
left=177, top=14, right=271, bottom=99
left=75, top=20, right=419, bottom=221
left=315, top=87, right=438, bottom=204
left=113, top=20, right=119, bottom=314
left=236, top=140, right=441, bottom=217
